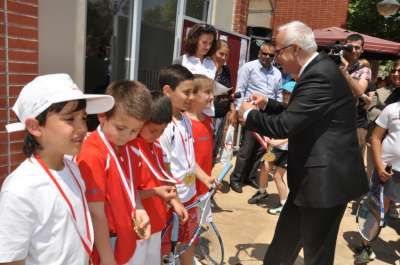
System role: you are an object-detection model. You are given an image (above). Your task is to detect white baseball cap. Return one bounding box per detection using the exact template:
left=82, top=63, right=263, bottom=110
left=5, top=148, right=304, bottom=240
left=6, top=73, right=115, bottom=133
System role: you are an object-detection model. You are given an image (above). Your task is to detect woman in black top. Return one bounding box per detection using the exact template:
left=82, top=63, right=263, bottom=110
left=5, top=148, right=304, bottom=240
left=211, top=39, right=234, bottom=162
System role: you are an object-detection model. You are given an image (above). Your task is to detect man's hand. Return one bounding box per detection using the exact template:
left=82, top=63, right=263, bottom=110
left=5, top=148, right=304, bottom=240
left=250, top=93, right=268, bottom=109
left=339, top=56, right=349, bottom=74
left=154, top=185, right=177, bottom=202
left=134, top=208, right=151, bottom=240
left=239, top=101, right=256, bottom=124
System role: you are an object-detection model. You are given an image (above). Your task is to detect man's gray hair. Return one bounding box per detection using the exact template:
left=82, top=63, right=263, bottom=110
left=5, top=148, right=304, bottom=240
left=278, top=21, right=317, bottom=53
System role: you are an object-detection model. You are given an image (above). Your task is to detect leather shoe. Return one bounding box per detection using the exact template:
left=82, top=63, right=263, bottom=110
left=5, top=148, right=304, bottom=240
left=246, top=179, right=259, bottom=189
left=230, top=182, right=243, bottom=193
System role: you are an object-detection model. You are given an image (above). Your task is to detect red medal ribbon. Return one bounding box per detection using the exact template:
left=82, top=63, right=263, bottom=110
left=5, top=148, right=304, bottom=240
left=34, top=155, right=93, bottom=257
left=172, top=115, right=193, bottom=171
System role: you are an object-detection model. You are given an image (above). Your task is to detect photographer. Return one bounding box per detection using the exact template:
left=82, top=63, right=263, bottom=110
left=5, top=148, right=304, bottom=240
left=339, top=33, right=372, bottom=158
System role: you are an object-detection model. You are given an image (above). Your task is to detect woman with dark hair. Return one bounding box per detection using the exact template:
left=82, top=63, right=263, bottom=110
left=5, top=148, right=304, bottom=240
left=173, top=23, right=218, bottom=79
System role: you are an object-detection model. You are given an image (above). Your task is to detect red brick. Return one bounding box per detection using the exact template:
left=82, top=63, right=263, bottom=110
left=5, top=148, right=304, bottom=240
left=9, top=62, right=37, bottom=73
left=7, top=1, right=37, bottom=17
left=8, top=25, right=37, bottom=39
left=0, top=96, right=16, bottom=108
left=8, top=38, right=38, bottom=50
left=8, top=50, right=38, bottom=62
left=10, top=151, right=25, bottom=165
left=7, top=13, right=37, bottom=28
left=0, top=165, right=9, bottom=187
left=12, top=0, right=38, bottom=6
left=9, top=74, right=36, bottom=85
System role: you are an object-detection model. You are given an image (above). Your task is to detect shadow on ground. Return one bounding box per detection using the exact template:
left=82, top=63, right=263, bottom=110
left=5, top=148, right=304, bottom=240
left=343, top=231, right=400, bottom=264
left=226, top=243, right=304, bottom=265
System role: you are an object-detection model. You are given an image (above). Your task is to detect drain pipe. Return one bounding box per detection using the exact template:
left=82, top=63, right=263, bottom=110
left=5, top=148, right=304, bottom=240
left=3, top=1, right=11, bottom=174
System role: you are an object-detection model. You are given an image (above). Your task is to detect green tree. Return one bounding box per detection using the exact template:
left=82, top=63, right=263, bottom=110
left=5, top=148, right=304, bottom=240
left=347, top=0, right=400, bottom=42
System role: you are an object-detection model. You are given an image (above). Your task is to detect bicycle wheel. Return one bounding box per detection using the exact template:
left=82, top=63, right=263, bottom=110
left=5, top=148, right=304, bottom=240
left=196, top=221, right=224, bottom=265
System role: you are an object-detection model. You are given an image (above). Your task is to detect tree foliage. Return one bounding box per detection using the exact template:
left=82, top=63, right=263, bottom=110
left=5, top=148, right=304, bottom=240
left=347, top=0, right=400, bottom=42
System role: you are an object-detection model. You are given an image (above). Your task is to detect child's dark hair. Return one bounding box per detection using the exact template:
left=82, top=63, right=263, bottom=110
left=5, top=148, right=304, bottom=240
left=23, top=100, right=86, bottom=157
left=184, top=24, right=218, bottom=57
left=159, top=64, right=193, bottom=91
left=105, top=80, right=152, bottom=121
left=149, top=90, right=172, bottom=124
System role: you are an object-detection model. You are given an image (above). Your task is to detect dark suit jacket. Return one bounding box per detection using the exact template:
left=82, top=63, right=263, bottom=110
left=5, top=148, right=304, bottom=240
left=246, top=53, right=369, bottom=208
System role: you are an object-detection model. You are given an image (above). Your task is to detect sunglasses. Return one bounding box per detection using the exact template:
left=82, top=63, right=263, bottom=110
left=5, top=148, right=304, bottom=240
left=391, top=68, right=400, bottom=74
left=260, top=52, right=275, bottom=58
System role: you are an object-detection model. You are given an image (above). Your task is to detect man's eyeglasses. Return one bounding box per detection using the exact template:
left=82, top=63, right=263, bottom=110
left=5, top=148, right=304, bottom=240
left=275, top=44, right=293, bottom=56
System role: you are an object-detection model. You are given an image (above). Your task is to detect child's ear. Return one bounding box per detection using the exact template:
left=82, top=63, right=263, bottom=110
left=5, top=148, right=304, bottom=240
left=162, top=85, right=172, bottom=97
left=25, top=118, right=41, bottom=137
left=97, top=113, right=106, bottom=125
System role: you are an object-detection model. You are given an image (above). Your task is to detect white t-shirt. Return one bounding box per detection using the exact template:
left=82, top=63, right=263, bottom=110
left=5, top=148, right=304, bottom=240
left=159, top=115, right=196, bottom=203
left=375, top=102, right=400, bottom=171
left=0, top=157, right=93, bottom=265
left=181, top=54, right=217, bottom=79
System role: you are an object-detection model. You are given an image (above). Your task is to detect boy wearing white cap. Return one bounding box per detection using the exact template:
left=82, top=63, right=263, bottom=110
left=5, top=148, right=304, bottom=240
left=0, top=74, right=114, bottom=265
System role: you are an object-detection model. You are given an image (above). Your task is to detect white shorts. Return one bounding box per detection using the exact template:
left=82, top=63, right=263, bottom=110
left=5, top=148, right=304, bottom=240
left=125, top=231, right=162, bottom=265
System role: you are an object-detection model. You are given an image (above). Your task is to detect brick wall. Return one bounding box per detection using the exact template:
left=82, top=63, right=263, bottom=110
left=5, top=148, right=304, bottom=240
left=0, top=0, right=38, bottom=185
left=272, top=0, right=349, bottom=30
left=232, top=0, right=250, bottom=34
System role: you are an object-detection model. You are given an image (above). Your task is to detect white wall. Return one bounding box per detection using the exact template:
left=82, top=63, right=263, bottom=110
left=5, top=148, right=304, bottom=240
left=39, top=0, right=86, bottom=89
left=211, top=0, right=235, bottom=32
left=248, top=0, right=273, bottom=28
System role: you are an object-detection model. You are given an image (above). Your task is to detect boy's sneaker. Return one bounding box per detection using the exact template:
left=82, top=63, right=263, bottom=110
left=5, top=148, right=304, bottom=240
left=268, top=205, right=283, bottom=215
left=248, top=191, right=268, bottom=204
left=354, top=245, right=376, bottom=264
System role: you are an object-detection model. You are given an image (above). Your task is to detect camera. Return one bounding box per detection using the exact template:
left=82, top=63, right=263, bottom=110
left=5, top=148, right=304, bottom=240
left=328, top=44, right=353, bottom=65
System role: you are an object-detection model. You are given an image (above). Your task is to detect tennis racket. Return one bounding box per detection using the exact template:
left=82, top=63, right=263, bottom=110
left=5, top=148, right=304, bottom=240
left=163, top=161, right=233, bottom=264
left=356, top=165, right=392, bottom=242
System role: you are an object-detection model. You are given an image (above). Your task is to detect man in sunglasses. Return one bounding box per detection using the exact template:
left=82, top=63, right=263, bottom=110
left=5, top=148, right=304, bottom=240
left=229, top=42, right=282, bottom=195
left=340, top=34, right=372, bottom=160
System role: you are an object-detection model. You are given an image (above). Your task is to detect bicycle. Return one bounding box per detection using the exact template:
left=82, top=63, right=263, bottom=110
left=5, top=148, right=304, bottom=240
left=162, top=161, right=233, bottom=265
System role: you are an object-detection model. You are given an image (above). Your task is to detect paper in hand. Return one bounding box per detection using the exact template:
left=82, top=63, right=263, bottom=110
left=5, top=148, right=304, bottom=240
left=214, top=81, right=231, bottom=97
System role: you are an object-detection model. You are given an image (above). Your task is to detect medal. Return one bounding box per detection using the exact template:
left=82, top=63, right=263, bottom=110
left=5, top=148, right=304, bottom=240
left=132, top=216, right=147, bottom=239
left=183, top=172, right=196, bottom=185
left=263, top=152, right=276, bottom=162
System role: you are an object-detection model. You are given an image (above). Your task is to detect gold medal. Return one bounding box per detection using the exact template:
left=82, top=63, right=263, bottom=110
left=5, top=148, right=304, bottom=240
left=183, top=173, right=196, bottom=185
left=263, top=152, right=276, bottom=162
left=132, top=217, right=146, bottom=239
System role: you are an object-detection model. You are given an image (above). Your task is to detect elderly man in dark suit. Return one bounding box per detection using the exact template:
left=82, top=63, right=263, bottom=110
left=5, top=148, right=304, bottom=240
left=239, top=21, right=369, bottom=265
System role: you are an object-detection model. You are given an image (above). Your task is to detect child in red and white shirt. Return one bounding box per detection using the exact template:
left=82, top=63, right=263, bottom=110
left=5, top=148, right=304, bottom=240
left=186, top=74, right=215, bottom=225
left=186, top=74, right=214, bottom=196
left=77, top=80, right=152, bottom=265
left=128, top=91, right=188, bottom=265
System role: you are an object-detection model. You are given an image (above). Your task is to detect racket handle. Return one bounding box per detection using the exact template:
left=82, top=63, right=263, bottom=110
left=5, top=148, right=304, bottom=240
left=171, top=213, right=180, bottom=242
left=216, top=161, right=233, bottom=184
